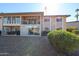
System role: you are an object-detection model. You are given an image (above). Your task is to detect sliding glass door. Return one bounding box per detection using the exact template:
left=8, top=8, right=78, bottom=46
left=3, top=26, right=20, bottom=35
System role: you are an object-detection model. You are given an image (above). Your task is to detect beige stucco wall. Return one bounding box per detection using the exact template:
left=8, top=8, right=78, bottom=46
left=43, top=16, right=67, bottom=31
left=0, top=17, right=2, bottom=31
left=62, top=17, right=66, bottom=30
left=43, top=16, right=51, bottom=31
left=67, top=21, right=79, bottom=30
left=37, top=13, right=44, bottom=35
left=50, top=16, right=56, bottom=30
left=55, top=17, right=66, bottom=30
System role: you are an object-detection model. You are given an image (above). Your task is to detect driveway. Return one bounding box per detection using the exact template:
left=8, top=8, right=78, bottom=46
left=0, top=36, right=58, bottom=56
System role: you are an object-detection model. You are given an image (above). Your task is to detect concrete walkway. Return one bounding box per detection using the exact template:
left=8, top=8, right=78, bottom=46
left=0, top=36, right=58, bottom=56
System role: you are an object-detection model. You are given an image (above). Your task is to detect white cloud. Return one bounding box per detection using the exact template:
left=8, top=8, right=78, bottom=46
left=41, top=3, right=63, bottom=15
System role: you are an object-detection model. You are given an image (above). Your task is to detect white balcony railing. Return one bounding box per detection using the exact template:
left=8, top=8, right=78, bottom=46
left=21, top=20, right=40, bottom=24
left=2, top=16, right=21, bottom=25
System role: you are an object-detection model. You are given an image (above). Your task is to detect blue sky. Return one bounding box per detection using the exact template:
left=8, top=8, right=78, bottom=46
left=58, top=3, right=79, bottom=22
left=0, top=3, right=41, bottom=12
left=0, top=3, right=79, bottom=22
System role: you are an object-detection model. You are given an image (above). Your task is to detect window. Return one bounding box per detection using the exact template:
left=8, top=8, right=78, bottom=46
left=28, top=26, right=40, bottom=35
left=12, top=17, right=16, bottom=24
left=3, top=16, right=11, bottom=24
left=28, top=19, right=37, bottom=24
left=22, top=16, right=40, bottom=24
left=44, top=19, right=50, bottom=22
left=12, top=16, right=20, bottom=24
left=3, top=17, right=7, bottom=24
left=7, top=16, right=11, bottom=24
left=3, top=16, right=20, bottom=24
left=56, top=17, right=62, bottom=22
left=22, top=20, right=28, bottom=24
left=16, top=16, right=20, bottom=24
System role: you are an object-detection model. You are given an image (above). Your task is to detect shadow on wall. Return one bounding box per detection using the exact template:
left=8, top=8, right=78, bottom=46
left=41, top=31, right=50, bottom=36
left=0, top=31, right=1, bottom=36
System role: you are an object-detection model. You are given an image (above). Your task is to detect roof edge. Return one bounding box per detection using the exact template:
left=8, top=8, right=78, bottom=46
left=0, top=12, right=44, bottom=14
left=44, top=15, right=71, bottom=17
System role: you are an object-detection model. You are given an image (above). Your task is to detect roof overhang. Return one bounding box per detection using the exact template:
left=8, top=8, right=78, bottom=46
left=44, top=15, right=71, bottom=17
left=0, top=12, right=44, bottom=15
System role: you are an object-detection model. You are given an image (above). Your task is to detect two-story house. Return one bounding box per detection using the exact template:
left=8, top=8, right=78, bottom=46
left=0, top=12, right=70, bottom=36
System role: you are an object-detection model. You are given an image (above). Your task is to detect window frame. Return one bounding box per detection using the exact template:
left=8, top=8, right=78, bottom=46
left=56, top=17, right=62, bottom=22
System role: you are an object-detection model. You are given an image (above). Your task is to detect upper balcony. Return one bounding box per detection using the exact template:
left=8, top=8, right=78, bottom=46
left=21, top=16, right=40, bottom=25
left=2, top=16, right=41, bottom=26
left=2, top=16, right=21, bottom=26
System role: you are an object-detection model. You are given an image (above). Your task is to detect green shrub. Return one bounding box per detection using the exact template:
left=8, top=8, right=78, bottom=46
left=73, top=30, right=79, bottom=35
left=66, top=27, right=77, bottom=32
left=48, top=30, right=79, bottom=55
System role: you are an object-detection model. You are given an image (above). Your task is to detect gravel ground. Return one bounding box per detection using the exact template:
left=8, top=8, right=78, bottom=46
left=0, top=36, right=58, bottom=56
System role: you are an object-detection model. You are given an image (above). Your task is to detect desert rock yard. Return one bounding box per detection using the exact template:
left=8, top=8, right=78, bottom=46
left=0, top=36, right=58, bottom=56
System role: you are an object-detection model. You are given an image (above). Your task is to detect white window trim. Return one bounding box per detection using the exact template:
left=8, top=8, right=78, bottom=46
left=40, top=15, right=42, bottom=36
left=50, top=16, right=51, bottom=31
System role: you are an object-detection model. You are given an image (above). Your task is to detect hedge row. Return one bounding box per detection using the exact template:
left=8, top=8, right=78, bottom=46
left=48, top=30, right=79, bottom=55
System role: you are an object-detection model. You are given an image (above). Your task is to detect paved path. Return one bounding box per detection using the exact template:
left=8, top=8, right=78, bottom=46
left=0, top=36, right=58, bottom=56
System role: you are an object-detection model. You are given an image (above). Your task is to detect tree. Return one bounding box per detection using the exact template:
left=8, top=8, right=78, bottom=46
left=75, top=9, right=79, bottom=21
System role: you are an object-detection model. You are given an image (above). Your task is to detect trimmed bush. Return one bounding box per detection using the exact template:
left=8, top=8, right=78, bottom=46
left=66, top=27, right=77, bottom=32
left=73, top=30, right=79, bottom=35
left=48, top=30, right=79, bottom=55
